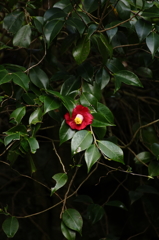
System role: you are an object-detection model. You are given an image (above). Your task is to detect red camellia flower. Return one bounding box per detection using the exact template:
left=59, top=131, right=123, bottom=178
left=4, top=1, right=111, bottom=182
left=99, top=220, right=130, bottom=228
left=64, top=105, right=93, bottom=130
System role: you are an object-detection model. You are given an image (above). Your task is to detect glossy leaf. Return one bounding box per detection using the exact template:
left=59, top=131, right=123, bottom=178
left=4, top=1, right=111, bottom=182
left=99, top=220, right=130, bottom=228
left=83, top=0, right=99, bottom=13
left=97, top=102, right=114, bottom=124
left=4, top=132, right=20, bottom=146
left=116, top=0, right=130, bottom=20
left=134, top=151, right=153, bottom=164
left=62, top=208, right=83, bottom=234
left=3, top=12, right=24, bottom=34
left=135, top=67, right=152, bottom=78
left=82, top=82, right=102, bottom=101
left=62, top=96, right=76, bottom=113
left=106, top=58, right=125, bottom=73
left=51, top=173, right=68, bottom=195
left=142, top=6, right=159, bottom=18
left=106, top=22, right=118, bottom=42
left=60, top=76, right=80, bottom=96
left=80, top=92, right=97, bottom=108
left=43, top=96, right=60, bottom=114
left=54, top=0, right=73, bottom=14
left=2, top=217, right=19, bottom=238
left=106, top=200, right=128, bottom=211
left=44, top=7, right=66, bottom=21
left=93, top=126, right=106, bottom=140
left=61, top=221, right=76, bottom=240
left=10, top=106, right=26, bottom=124
left=44, top=20, right=64, bottom=47
left=67, top=17, right=85, bottom=36
left=29, top=67, right=49, bottom=89
left=33, top=16, right=44, bottom=33
left=87, top=24, right=98, bottom=39
left=148, top=161, right=159, bottom=177
left=78, top=62, right=94, bottom=82
left=151, top=143, right=159, bottom=160
left=71, top=130, right=93, bottom=155
left=114, top=70, right=143, bottom=91
left=29, top=108, right=43, bottom=125
left=135, top=19, right=151, bottom=42
left=146, top=32, right=159, bottom=58
left=129, top=190, right=143, bottom=205
left=13, top=25, right=31, bottom=48
left=12, top=72, right=30, bottom=91
left=0, top=70, right=12, bottom=85
left=72, top=35, right=90, bottom=65
left=98, top=140, right=124, bottom=164
left=84, top=144, right=101, bottom=173
left=27, top=137, right=39, bottom=154
left=95, top=68, right=110, bottom=89
left=86, top=204, right=105, bottom=224
left=92, top=34, right=113, bottom=64
left=91, top=113, right=115, bottom=127
left=59, top=120, right=75, bottom=145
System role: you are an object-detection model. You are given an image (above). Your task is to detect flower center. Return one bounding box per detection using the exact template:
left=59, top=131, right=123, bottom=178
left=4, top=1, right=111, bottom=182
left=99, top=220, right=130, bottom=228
left=74, top=114, right=84, bottom=125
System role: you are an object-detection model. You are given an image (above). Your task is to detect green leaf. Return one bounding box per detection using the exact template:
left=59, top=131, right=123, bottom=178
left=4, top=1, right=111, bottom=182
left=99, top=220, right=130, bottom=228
left=106, top=201, right=128, bottom=211
left=54, top=0, right=73, bottom=14
left=44, top=7, right=66, bottom=21
left=59, top=120, right=75, bottom=145
left=129, top=190, right=143, bottom=205
left=12, top=72, right=30, bottom=91
left=13, top=25, right=32, bottom=48
left=80, top=92, right=97, bottom=108
left=106, top=58, right=125, bottom=73
left=33, top=16, right=44, bottom=33
left=92, top=34, right=113, bottom=64
left=82, top=82, right=102, bottom=101
left=86, top=204, right=105, bottom=224
left=60, top=76, right=80, bottom=96
left=2, top=217, right=19, bottom=238
left=87, top=24, right=98, bottom=39
left=142, top=6, right=159, bottom=18
left=84, top=144, right=101, bottom=173
left=106, top=22, right=118, bottom=42
left=72, top=35, right=90, bottom=65
left=3, top=12, right=24, bottom=34
left=146, top=32, right=159, bottom=58
left=51, top=173, right=68, bottom=195
left=0, top=70, right=12, bottom=85
left=29, top=155, right=37, bottom=173
left=135, top=67, right=153, bottom=78
left=10, top=107, right=26, bottom=124
left=97, top=102, right=114, bottom=124
left=61, top=221, right=76, bottom=240
left=134, top=151, right=153, bottom=164
left=116, top=0, right=130, bottom=20
left=78, top=62, right=94, bottom=82
left=43, top=96, right=60, bottom=114
left=44, top=20, right=64, bottom=47
left=71, top=130, right=93, bottom=155
left=62, top=208, right=83, bottom=234
left=4, top=132, right=20, bottom=146
left=91, top=113, right=115, bottom=127
left=29, top=67, right=49, bottom=89
left=83, top=0, right=99, bottom=13
left=135, top=19, right=152, bottom=42
left=95, top=68, right=110, bottom=89
left=148, top=161, right=159, bottom=177
left=27, top=137, right=39, bottom=154
left=151, top=143, right=159, bottom=160
left=29, top=108, right=43, bottom=125
left=62, top=96, right=76, bottom=113
left=98, top=140, right=124, bottom=164
left=114, top=70, right=143, bottom=91
left=5, top=125, right=27, bottom=135
left=67, top=17, right=86, bottom=36
left=93, top=126, right=107, bottom=139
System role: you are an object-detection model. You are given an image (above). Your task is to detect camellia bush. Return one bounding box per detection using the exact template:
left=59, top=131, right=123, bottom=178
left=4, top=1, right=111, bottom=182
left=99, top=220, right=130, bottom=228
left=1, top=0, right=159, bottom=239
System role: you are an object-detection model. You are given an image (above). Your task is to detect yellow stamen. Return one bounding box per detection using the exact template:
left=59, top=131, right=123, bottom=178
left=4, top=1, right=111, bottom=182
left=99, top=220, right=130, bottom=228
left=74, top=114, right=83, bottom=125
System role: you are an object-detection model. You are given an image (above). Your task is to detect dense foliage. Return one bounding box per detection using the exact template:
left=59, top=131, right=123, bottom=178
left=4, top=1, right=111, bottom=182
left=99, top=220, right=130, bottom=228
left=1, top=0, right=159, bottom=239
